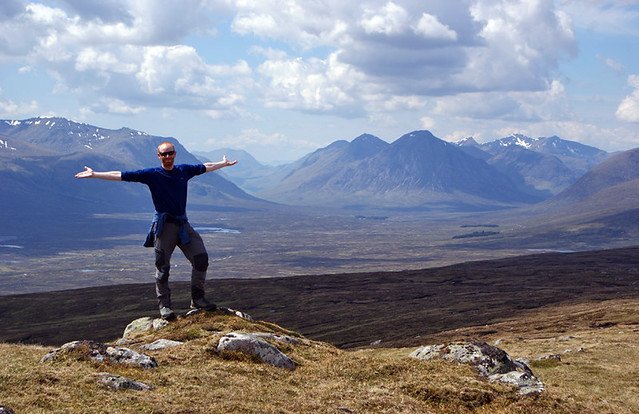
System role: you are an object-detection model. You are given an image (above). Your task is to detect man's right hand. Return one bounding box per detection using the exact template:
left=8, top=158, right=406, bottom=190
left=74, top=167, right=122, bottom=181
left=75, top=166, right=94, bottom=178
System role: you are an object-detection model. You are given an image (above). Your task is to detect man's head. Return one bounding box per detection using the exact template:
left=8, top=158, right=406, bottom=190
left=157, top=142, right=176, bottom=170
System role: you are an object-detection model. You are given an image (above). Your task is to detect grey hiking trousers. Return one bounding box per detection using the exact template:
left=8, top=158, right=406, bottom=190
left=153, top=221, right=209, bottom=308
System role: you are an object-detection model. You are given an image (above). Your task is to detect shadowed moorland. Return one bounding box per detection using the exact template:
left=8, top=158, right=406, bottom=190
left=2, top=245, right=638, bottom=349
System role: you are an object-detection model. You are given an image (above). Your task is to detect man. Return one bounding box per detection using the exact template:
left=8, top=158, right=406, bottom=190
left=75, top=141, right=237, bottom=320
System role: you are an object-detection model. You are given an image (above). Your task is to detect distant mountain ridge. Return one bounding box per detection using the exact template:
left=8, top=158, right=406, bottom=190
left=1, top=117, right=206, bottom=168
left=0, top=118, right=262, bottom=227
left=453, top=133, right=610, bottom=197
left=194, top=148, right=292, bottom=194
left=470, top=133, right=604, bottom=157
left=544, top=147, right=639, bottom=210
left=0, top=117, right=619, bottom=215
left=254, top=130, right=607, bottom=210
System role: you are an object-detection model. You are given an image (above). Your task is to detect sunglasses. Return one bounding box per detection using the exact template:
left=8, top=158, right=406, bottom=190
left=159, top=150, right=175, bottom=157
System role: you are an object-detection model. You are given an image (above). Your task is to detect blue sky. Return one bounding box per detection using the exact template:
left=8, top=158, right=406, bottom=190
left=1, top=0, right=638, bottom=164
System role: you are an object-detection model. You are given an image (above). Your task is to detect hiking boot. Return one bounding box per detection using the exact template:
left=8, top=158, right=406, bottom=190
left=190, top=297, right=217, bottom=311
left=160, top=306, right=176, bottom=320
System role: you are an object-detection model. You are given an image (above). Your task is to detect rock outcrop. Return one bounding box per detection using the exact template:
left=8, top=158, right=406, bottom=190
left=41, top=340, right=158, bottom=369
left=140, top=339, right=184, bottom=351
left=410, top=341, right=544, bottom=395
left=122, top=316, right=169, bottom=339
left=217, top=332, right=297, bottom=370
left=97, top=372, right=153, bottom=391
left=28, top=306, right=562, bottom=412
left=38, top=312, right=542, bottom=398
left=42, top=309, right=300, bottom=374
left=120, top=308, right=252, bottom=341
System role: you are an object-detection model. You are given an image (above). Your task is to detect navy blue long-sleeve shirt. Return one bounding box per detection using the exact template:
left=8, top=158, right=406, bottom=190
left=122, top=164, right=206, bottom=246
left=121, top=164, right=206, bottom=216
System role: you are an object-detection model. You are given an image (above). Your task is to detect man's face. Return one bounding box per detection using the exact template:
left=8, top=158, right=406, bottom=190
left=158, top=144, right=176, bottom=169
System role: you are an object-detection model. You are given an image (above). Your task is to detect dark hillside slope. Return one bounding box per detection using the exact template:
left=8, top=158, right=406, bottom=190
left=479, top=146, right=639, bottom=252
left=487, top=146, right=576, bottom=195
left=2, top=246, right=638, bottom=349
left=541, top=147, right=639, bottom=208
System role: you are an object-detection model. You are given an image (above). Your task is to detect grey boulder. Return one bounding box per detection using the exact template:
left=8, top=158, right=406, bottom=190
left=217, top=332, right=296, bottom=370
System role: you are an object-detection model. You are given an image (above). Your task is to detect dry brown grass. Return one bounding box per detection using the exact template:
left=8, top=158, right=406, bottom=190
left=2, top=301, right=638, bottom=413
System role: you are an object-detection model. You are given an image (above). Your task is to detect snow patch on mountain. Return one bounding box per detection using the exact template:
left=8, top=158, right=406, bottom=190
left=455, top=137, right=479, bottom=146
left=498, top=134, right=538, bottom=149
left=0, top=139, right=16, bottom=151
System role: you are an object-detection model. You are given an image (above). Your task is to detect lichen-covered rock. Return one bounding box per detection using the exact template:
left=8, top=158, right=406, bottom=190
left=97, top=372, right=153, bottom=391
left=410, top=341, right=520, bottom=376
left=140, top=339, right=184, bottom=351
left=410, top=341, right=544, bottom=394
left=536, top=354, right=562, bottom=362
left=122, top=317, right=168, bottom=339
left=252, top=332, right=303, bottom=345
left=224, top=308, right=253, bottom=321
left=41, top=340, right=158, bottom=369
left=217, top=332, right=296, bottom=370
left=489, top=370, right=545, bottom=395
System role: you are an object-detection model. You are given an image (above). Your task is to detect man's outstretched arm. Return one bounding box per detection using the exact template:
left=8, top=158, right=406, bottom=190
left=204, top=155, right=238, bottom=173
left=75, top=166, right=122, bottom=181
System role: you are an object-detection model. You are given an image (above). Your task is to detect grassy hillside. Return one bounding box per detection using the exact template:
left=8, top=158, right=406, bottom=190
left=2, top=246, right=639, bottom=412
left=2, top=300, right=639, bottom=413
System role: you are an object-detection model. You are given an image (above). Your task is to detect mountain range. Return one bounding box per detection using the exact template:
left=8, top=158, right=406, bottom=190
left=0, top=118, right=262, bottom=219
left=458, top=134, right=609, bottom=195
left=254, top=132, right=533, bottom=210
left=2, top=117, right=634, bottom=220
left=194, top=129, right=639, bottom=249
left=242, top=130, right=608, bottom=210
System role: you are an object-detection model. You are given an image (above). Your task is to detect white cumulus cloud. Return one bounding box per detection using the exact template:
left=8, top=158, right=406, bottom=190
left=360, top=2, right=409, bottom=36
left=0, top=1, right=251, bottom=116
left=616, top=74, right=639, bottom=123
left=434, top=79, right=571, bottom=122
left=0, top=89, right=38, bottom=117
left=413, top=13, right=457, bottom=40
left=0, top=0, right=587, bottom=129
left=257, top=51, right=367, bottom=116
left=460, top=0, right=577, bottom=92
